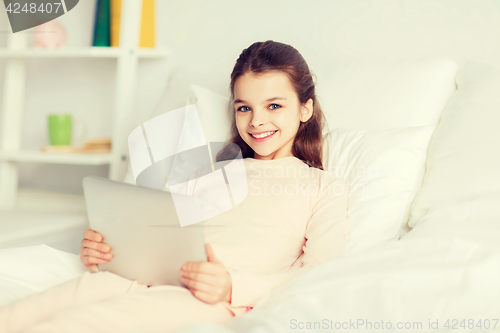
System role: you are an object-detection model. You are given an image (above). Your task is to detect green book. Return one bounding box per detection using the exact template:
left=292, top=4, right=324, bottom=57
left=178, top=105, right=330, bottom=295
left=92, top=0, right=111, bottom=47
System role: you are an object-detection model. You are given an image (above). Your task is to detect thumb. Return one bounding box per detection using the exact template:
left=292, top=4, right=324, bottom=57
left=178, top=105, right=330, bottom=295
left=206, top=243, right=220, bottom=263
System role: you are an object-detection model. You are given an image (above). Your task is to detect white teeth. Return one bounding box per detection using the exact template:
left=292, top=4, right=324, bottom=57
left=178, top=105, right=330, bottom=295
left=251, top=131, right=277, bottom=139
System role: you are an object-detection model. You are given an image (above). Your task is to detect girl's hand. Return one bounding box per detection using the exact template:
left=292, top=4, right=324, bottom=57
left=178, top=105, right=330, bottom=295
left=80, top=229, right=113, bottom=273
left=180, top=243, right=232, bottom=304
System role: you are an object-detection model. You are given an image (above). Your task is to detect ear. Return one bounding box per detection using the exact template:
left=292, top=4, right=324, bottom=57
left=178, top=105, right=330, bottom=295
left=300, top=98, right=314, bottom=123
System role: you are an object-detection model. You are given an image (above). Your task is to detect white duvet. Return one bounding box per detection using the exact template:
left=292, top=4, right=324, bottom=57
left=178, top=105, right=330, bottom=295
left=1, top=219, right=500, bottom=333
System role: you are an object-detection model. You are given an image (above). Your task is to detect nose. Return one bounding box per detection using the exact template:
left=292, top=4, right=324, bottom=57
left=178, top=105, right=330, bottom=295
left=250, top=109, right=266, bottom=128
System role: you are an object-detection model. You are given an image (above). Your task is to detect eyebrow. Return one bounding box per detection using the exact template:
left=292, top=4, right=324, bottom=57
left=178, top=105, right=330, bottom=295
left=234, top=97, right=287, bottom=104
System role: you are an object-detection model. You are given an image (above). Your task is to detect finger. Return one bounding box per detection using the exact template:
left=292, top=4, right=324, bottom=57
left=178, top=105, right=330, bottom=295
left=83, top=229, right=103, bottom=242
left=82, top=255, right=110, bottom=265
left=183, top=262, right=218, bottom=275
left=83, top=248, right=113, bottom=260
left=82, top=239, right=111, bottom=253
left=181, top=276, right=213, bottom=293
left=180, top=270, right=218, bottom=286
left=190, top=289, right=216, bottom=304
left=88, top=265, right=99, bottom=273
left=83, top=229, right=92, bottom=240
left=83, top=239, right=110, bottom=253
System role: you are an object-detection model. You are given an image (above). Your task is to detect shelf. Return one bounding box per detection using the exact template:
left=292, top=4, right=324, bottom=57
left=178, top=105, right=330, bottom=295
left=0, top=0, right=158, bottom=210
left=0, top=150, right=113, bottom=165
left=0, top=47, right=170, bottom=59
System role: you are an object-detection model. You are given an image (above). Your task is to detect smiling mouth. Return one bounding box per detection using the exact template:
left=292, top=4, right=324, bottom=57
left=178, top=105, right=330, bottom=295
left=250, top=130, right=278, bottom=139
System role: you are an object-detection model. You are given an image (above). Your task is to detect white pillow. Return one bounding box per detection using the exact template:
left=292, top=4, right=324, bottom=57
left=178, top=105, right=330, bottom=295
left=315, top=57, right=458, bottom=132
left=407, top=61, right=500, bottom=228
left=122, top=57, right=457, bottom=185
left=0, top=244, right=86, bottom=306
left=324, top=127, right=433, bottom=255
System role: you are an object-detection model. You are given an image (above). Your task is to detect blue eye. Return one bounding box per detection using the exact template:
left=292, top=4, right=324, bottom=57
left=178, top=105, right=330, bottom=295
left=237, top=104, right=281, bottom=112
left=237, top=106, right=251, bottom=112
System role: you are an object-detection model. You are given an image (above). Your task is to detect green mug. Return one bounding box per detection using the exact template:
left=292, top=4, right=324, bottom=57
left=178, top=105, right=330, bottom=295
left=48, top=114, right=87, bottom=146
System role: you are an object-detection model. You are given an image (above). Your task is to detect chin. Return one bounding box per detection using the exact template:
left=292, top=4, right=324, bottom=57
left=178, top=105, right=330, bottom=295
left=253, top=149, right=275, bottom=158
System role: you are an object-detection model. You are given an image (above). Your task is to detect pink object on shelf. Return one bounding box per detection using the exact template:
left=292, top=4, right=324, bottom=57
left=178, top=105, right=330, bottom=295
left=33, top=20, right=66, bottom=49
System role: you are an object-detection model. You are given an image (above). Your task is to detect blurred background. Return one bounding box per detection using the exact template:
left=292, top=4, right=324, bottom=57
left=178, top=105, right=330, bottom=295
left=0, top=0, right=500, bottom=253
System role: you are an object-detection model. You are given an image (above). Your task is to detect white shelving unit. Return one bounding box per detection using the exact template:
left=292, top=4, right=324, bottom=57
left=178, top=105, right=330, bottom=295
left=0, top=0, right=169, bottom=210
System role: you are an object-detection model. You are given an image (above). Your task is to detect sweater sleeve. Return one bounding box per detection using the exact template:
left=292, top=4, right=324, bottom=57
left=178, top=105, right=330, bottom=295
left=226, top=176, right=349, bottom=308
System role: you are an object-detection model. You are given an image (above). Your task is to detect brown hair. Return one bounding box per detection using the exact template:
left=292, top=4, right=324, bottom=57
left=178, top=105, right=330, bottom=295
left=216, top=40, right=327, bottom=170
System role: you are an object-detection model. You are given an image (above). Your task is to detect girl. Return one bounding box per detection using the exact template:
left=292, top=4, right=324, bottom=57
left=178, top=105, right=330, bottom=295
left=0, top=40, right=349, bottom=333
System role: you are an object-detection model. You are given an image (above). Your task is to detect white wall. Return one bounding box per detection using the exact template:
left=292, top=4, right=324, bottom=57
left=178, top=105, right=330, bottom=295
left=1, top=0, right=500, bottom=194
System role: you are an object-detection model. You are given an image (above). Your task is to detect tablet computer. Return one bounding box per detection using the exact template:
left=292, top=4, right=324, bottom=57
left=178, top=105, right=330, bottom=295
left=82, top=176, right=207, bottom=287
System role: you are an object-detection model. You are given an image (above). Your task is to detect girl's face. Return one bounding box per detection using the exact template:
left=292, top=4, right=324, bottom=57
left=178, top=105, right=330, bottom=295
left=233, top=71, right=313, bottom=160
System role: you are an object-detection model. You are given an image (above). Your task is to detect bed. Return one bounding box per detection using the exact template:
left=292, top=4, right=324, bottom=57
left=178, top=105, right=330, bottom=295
left=2, top=219, right=500, bottom=333
left=2, top=57, right=499, bottom=333
left=180, top=219, right=500, bottom=333
left=2, top=1, right=500, bottom=332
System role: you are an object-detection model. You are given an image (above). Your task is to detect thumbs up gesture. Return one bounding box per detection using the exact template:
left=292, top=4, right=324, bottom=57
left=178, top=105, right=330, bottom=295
left=179, top=243, right=232, bottom=304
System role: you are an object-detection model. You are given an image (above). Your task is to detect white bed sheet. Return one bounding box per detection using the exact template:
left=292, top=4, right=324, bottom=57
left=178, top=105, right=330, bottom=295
left=1, top=220, right=500, bottom=333
left=179, top=219, right=500, bottom=333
